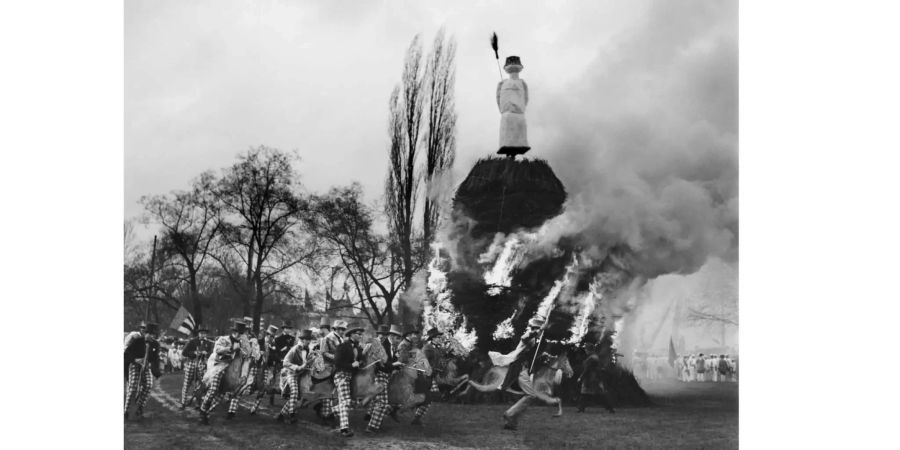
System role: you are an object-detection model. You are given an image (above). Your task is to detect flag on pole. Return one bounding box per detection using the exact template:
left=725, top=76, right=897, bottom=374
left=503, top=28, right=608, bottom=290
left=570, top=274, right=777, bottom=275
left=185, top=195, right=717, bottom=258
left=668, top=336, right=677, bottom=368
left=169, top=306, right=196, bottom=336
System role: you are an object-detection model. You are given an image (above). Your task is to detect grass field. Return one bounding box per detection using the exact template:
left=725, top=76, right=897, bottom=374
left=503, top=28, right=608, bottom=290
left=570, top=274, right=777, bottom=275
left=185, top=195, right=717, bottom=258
left=124, top=373, right=738, bottom=449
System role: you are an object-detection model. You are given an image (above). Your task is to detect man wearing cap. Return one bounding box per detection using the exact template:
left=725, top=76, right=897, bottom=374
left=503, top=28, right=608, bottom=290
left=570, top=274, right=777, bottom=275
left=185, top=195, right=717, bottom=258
left=333, top=324, right=365, bottom=437
left=276, top=329, right=315, bottom=424
left=124, top=322, right=162, bottom=419
left=199, top=321, right=246, bottom=425
left=262, top=324, right=281, bottom=405
left=180, top=325, right=212, bottom=408
left=364, top=324, right=404, bottom=433
left=317, top=319, right=347, bottom=423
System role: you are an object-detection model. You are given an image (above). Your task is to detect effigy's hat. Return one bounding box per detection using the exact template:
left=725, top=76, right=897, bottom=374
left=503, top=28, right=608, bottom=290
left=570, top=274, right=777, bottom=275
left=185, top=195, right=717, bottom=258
left=319, top=317, right=331, bottom=328
left=376, top=324, right=391, bottom=335
left=267, top=325, right=279, bottom=335
left=425, top=328, right=443, bottom=340
left=527, top=317, right=544, bottom=328
left=344, top=324, right=365, bottom=337
left=298, top=329, right=314, bottom=340
left=504, top=56, right=523, bottom=72
left=332, top=320, right=348, bottom=330
left=282, top=320, right=294, bottom=329
left=145, top=322, right=160, bottom=335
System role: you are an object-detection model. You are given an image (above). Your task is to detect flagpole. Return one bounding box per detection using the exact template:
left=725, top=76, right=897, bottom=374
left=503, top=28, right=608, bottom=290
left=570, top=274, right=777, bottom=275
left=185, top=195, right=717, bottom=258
left=145, top=235, right=158, bottom=322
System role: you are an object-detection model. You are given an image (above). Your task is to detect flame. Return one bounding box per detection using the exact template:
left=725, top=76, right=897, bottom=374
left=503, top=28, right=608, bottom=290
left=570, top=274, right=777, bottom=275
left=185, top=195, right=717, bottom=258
left=492, top=311, right=516, bottom=340
left=423, top=242, right=477, bottom=350
left=533, top=255, right=579, bottom=321
left=567, top=291, right=598, bottom=344
left=480, top=233, right=536, bottom=296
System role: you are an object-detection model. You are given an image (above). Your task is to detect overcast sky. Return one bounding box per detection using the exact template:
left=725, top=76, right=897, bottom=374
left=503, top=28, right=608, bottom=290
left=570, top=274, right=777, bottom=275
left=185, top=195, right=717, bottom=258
left=126, top=0, right=737, bottom=255
left=127, top=0, right=685, bottom=215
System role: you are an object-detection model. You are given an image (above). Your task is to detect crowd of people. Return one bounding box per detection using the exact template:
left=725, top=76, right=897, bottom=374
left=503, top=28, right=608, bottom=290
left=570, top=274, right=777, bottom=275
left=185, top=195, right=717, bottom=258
left=630, top=351, right=738, bottom=383
left=674, top=354, right=738, bottom=382
left=124, top=316, right=463, bottom=437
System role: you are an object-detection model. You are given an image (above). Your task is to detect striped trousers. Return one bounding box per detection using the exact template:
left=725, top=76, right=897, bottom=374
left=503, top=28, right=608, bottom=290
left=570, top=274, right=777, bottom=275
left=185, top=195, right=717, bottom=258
left=367, top=371, right=390, bottom=430
left=333, top=371, right=353, bottom=430
left=228, top=365, right=259, bottom=414
left=279, top=371, right=300, bottom=416
left=181, top=359, right=205, bottom=405
left=414, top=379, right=440, bottom=418
left=124, top=363, right=153, bottom=414
left=200, top=369, right=226, bottom=414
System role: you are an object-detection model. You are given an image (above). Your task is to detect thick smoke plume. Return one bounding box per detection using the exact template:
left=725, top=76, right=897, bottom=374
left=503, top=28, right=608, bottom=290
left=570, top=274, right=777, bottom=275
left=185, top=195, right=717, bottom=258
left=535, top=0, right=738, bottom=278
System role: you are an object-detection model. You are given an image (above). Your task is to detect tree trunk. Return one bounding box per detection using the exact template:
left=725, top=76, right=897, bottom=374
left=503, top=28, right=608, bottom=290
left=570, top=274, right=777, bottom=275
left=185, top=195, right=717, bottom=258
left=189, top=269, right=203, bottom=326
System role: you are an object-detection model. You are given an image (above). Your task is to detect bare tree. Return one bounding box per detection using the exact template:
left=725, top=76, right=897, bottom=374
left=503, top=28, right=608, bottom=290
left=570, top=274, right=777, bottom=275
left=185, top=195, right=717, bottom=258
left=212, top=146, right=320, bottom=333
left=309, top=184, right=405, bottom=327
left=422, top=27, right=457, bottom=251
left=385, top=34, right=428, bottom=327
left=140, top=172, right=220, bottom=325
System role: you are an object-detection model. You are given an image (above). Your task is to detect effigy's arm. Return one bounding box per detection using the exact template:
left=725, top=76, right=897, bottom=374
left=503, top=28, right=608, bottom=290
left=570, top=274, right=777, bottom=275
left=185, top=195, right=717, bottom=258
left=523, top=80, right=529, bottom=106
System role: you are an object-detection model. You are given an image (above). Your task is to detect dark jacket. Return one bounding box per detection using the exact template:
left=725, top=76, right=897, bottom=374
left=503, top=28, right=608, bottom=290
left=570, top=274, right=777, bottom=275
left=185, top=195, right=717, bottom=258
left=422, top=341, right=444, bottom=375
left=124, top=336, right=161, bottom=378
left=271, top=334, right=296, bottom=366
left=182, top=337, right=213, bottom=360
left=334, top=339, right=363, bottom=373
left=377, top=337, right=397, bottom=374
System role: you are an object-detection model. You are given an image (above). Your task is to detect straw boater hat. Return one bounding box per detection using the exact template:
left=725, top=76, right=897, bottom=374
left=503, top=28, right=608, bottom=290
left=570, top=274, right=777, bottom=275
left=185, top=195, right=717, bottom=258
left=344, top=324, right=365, bottom=337
left=297, top=329, right=314, bottom=340
left=197, top=325, right=208, bottom=333
left=332, top=319, right=348, bottom=330
left=266, top=324, right=279, bottom=335
left=387, top=325, right=403, bottom=337
left=376, top=325, right=391, bottom=335
left=318, top=317, right=331, bottom=329
left=425, top=328, right=443, bottom=341
left=504, top=55, right=523, bottom=72
left=527, top=317, right=544, bottom=328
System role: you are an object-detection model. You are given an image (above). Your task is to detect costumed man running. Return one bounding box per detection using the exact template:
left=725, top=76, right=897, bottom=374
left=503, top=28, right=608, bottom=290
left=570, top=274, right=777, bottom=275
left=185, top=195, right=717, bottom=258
left=226, top=319, right=261, bottom=419
left=124, top=322, right=161, bottom=420
left=413, top=328, right=445, bottom=426
left=364, top=324, right=404, bottom=434
left=498, top=317, right=552, bottom=430
left=180, top=325, right=212, bottom=409
left=333, top=324, right=365, bottom=437
left=199, top=321, right=246, bottom=425
left=316, top=319, right=347, bottom=424
left=276, top=329, right=314, bottom=424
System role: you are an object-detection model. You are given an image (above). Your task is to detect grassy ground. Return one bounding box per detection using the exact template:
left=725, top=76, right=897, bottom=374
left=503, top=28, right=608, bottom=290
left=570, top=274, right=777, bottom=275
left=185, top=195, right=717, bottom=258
left=125, top=373, right=737, bottom=449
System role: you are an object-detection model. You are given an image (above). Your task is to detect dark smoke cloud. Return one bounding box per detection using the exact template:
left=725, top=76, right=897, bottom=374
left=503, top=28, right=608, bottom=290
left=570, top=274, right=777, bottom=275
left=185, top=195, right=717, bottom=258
left=534, top=0, right=738, bottom=279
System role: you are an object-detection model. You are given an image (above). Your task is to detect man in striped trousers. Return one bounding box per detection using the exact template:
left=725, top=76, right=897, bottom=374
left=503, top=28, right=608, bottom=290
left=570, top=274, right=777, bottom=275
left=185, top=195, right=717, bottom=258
left=199, top=322, right=244, bottom=425
left=365, top=324, right=403, bottom=433
left=180, top=326, right=211, bottom=408
left=124, top=323, right=161, bottom=420
left=277, top=329, right=314, bottom=423
left=333, top=324, right=364, bottom=437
